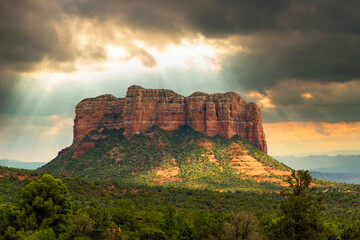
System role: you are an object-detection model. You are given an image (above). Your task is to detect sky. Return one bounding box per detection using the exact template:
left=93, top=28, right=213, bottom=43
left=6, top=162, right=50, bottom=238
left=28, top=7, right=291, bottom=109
left=0, top=0, right=359, bottom=162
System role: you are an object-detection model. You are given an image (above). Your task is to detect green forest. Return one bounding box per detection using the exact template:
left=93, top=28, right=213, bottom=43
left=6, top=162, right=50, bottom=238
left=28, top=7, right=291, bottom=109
left=1, top=127, right=360, bottom=239
left=2, top=166, right=360, bottom=239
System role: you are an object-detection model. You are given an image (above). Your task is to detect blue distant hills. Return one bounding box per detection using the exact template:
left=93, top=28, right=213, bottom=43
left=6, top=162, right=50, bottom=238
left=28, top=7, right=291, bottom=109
left=308, top=171, right=360, bottom=184
left=0, top=159, right=46, bottom=170
left=274, top=154, right=360, bottom=184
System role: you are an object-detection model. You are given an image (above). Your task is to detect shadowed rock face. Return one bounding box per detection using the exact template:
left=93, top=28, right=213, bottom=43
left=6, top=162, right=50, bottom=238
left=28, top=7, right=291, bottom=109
left=73, top=85, right=267, bottom=152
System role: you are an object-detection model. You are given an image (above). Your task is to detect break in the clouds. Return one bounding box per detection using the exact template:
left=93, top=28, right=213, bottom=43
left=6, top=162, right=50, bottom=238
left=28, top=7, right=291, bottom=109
left=0, top=0, right=359, bottom=161
left=2, top=0, right=360, bottom=81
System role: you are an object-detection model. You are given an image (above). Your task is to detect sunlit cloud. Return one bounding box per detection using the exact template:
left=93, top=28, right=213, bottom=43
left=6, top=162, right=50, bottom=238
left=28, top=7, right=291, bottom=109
left=245, top=91, right=275, bottom=110
left=301, top=92, right=313, bottom=100
left=264, top=121, right=360, bottom=156
left=22, top=34, right=230, bottom=92
left=149, top=38, right=221, bottom=71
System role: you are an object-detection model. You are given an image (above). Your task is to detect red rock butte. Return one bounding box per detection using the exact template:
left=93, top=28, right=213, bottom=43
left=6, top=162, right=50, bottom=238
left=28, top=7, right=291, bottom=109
left=73, top=85, right=267, bottom=153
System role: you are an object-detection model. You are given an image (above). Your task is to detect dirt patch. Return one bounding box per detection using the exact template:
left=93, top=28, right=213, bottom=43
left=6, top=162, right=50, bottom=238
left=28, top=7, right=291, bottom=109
left=268, top=169, right=291, bottom=177
left=153, top=165, right=180, bottom=184
left=253, top=176, right=289, bottom=186
left=231, top=154, right=269, bottom=176
left=17, top=175, right=28, bottom=181
left=156, top=166, right=179, bottom=178
left=229, top=145, right=291, bottom=178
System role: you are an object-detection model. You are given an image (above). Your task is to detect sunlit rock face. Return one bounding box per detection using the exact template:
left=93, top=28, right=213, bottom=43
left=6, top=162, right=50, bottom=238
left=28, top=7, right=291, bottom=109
left=73, top=94, right=125, bottom=142
left=73, top=85, right=267, bottom=153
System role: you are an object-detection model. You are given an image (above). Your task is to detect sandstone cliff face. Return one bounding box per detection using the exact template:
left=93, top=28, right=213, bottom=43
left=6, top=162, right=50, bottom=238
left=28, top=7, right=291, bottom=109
left=73, top=95, right=124, bottom=142
left=73, top=85, right=267, bottom=153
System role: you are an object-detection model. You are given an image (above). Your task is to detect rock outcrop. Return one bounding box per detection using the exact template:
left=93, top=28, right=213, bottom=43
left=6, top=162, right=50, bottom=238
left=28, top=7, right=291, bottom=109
left=73, top=85, right=267, bottom=152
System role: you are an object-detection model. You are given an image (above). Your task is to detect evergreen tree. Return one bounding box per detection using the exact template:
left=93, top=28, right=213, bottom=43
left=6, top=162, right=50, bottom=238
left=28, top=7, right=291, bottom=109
left=269, top=170, right=325, bottom=240
left=341, top=221, right=360, bottom=240
left=164, top=206, right=178, bottom=239
left=177, top=220, right=194, bottom=240
left=19, top=174, right=73, bottom=237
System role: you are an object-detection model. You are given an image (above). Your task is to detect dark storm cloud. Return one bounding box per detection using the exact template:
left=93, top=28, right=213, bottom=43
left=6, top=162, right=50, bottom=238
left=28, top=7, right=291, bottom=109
left=63, top=0, right=185, bottom=37
left=267, top=80, right=360, bottom=108
left=63, top=0, right=360, bottom=89
left=0, top=0, right=71, bottom=72
left=2, top=0, right=359, bottom=82
left=187, top=0, right=360, bottom=36
left=262, top=105, right=360, bottom=123
left=64, top=0, right=289, bottom=36
left=63, top=0, right=360, bottom=37
left=223, top=31, right=360, bottom=90
left=279, top=1, right=360, bottom=34
left=184, top=0, right=289, bottom=37
left=0, top=0, right=108, bottom=73
left=1, top=0, right=360, bottom=123
left=250, top=80, right=360, bottom=123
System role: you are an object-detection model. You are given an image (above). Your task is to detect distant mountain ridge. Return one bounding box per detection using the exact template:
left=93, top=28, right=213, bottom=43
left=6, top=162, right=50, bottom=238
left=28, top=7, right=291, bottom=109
left=0, top=159, right=45, bottom=170
left=274, top=155, right=360, bottom=184
left=309, top=171, right=360, bottom=185
left=274, top=155, right=360, bottom=173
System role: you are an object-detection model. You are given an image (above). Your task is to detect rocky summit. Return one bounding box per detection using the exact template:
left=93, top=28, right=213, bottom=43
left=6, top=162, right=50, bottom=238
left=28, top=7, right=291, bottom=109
left=73, top=85, right=267, bottom=152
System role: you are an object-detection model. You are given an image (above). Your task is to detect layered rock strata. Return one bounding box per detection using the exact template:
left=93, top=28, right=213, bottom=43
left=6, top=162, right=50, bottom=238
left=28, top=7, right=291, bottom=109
left=73, top=85, right=267, bottom=152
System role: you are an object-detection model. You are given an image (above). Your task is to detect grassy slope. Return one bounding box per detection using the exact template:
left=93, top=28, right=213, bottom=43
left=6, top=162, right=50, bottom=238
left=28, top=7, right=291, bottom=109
left=41, top=126, right=289, bottom=191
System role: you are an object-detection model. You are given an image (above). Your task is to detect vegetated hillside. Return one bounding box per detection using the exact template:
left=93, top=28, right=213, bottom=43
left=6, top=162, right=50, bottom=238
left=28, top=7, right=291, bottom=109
left=0, top=159, right=45, bottom=170
left=41, top=126, right=289, bottom=191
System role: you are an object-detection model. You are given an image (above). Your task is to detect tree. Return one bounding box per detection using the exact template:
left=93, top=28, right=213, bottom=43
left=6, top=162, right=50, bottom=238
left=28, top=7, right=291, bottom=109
left=164, top=206, right=178, bottom=239
left=223, top=212, right=258, bottom=240
left=27, top=228, right=56, bottom=240
left=0, top=204, right=20, bottom=238
left=269, top=170, right=325, bottom=240
left=341, top=221, right=360, bottom=240
left=86, top=206, right=112, bottom=239
left=72, top=209, right=94, bottom=238
left=19, top=174, right=73, bottom=237
left=177, top=220, right=194, bottom=240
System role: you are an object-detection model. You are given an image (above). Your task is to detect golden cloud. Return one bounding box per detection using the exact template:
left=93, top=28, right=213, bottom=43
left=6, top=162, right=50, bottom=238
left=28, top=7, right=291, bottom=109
left=301, top=92, right=313, bottom=100
left=264, top=121, right=360, bottom=156
left=245, top=91, right=275, bottom=110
